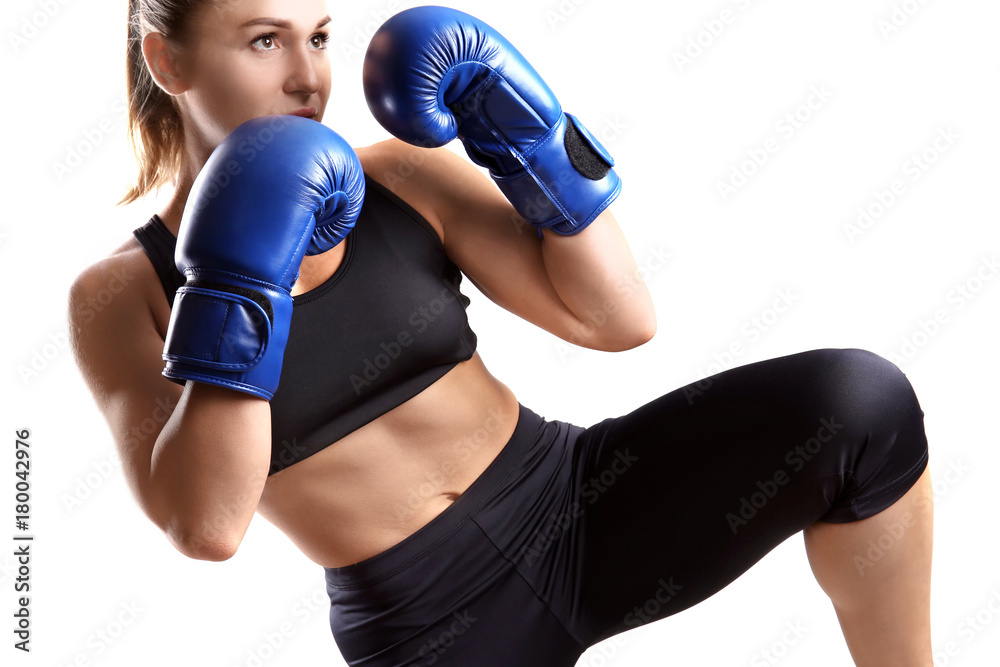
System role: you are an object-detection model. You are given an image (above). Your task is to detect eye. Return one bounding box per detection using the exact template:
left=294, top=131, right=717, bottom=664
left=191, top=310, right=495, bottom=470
left=311, top=31, right=331, bottom=49
left=251, top=32, right=278, bottom=51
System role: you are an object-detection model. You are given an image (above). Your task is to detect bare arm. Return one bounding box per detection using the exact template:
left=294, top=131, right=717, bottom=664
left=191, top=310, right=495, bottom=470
left=148, top=382, right=270, bottom=560
left=370, top=139, right=657, bottom=351
left=535, top=212, right=657, bottom=351
left=68, top=254, right=270, bottom=561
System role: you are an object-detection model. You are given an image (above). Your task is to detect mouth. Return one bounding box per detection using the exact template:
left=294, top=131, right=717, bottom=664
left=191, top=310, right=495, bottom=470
left=288, top=107, right=318, bottom=119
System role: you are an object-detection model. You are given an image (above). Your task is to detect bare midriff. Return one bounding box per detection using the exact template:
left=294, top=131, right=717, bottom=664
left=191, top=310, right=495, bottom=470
left=256, top=352, right=520, bottom=568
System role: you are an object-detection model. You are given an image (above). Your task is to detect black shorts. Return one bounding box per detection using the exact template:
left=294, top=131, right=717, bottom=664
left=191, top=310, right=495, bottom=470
left=323, top=348, right=930, bottom=666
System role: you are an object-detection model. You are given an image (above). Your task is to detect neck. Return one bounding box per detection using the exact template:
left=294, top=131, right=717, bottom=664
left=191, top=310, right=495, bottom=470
left=157, top=128, right=215, bottom=237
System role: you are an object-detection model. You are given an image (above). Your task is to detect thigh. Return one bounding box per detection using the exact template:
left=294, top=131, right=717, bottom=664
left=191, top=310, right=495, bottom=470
left=560, top=347, right=929, bottom=646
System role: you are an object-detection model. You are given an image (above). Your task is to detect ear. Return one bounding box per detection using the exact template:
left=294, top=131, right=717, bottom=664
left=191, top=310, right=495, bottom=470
left=142, top=32, right=189, bottom=96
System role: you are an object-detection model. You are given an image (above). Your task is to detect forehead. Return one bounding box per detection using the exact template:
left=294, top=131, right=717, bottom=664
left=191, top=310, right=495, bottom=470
left=198, top=0, right=330, bottom=30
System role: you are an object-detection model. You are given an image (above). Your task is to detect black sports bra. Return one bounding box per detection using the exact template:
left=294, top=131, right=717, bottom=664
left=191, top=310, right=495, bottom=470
left=133, top=175, right=479, bottom=475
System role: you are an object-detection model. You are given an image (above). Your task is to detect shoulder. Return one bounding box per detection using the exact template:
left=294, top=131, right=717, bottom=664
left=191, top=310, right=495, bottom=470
left=71, top=234, right=158, bottom=297
left=68, top=236, right=170, bottom=347
left=70, top=237, right=148, bottom=304
left=355, top=138, right=491, bottom=245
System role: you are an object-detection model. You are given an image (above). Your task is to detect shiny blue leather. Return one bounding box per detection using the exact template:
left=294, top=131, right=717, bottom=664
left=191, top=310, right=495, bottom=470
left=363, top=5, right=621, bottom=235
left=161, top=116, right=366, bottom=400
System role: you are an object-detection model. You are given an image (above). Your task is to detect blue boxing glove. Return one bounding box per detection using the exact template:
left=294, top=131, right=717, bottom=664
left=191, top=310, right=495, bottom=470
left=162, top=115, right=365, bottom=400
left=363, top=5, right=620, bottom=237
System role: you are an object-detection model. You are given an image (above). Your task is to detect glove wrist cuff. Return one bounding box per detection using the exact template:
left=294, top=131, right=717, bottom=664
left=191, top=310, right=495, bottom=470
left=161, top=275, right=293, bottom=400
left=490, top=112, right=622, bottom=236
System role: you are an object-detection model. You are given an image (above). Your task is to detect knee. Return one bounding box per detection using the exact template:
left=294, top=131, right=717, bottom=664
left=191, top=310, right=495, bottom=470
left=810, top=348, right=929, bottom=522
left=831, top=347, right=919, bottom=407
left=818, top=347, right=925, bottom=442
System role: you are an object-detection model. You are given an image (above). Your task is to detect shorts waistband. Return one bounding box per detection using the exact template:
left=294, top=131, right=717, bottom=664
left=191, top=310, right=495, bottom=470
left=324, top=402, right=547, bottom=590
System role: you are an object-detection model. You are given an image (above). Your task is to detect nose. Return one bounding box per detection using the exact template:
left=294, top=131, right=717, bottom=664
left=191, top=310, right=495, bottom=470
left=284, top=45, right=322, bottom=97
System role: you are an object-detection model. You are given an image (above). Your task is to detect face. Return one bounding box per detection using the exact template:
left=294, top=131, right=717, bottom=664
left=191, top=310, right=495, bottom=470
left=173, top=0, right=332, bottom=150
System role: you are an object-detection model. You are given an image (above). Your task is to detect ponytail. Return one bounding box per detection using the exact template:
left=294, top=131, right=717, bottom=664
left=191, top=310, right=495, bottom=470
left=118, top=0, right=205, bottom=206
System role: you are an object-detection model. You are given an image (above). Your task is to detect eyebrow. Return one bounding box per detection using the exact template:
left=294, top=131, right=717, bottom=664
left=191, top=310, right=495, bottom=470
left=240, top=16, right=332, bottom=30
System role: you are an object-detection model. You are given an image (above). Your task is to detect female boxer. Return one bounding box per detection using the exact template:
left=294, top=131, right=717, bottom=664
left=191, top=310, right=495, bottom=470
left=69, top=1, right=933, bottom=665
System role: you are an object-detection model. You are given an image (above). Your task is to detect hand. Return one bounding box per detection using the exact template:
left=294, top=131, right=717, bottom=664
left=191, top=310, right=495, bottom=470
left=363, top=6, right=621, bottom=236
left=162, top=115, right=366, bottom=399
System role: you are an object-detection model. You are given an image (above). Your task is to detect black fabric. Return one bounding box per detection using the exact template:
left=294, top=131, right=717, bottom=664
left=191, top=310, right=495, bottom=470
left=564, top=116, right=612, bottom=180
left=133, top=175, right=478, bottom=476
left=133, top=215, right=185, bottom=305
left=324, top=348, right=930, bottom=665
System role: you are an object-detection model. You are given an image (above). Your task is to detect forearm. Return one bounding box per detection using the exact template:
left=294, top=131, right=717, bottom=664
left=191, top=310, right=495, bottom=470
left=147, top=381, right=272, bottom=560
left=539, top=208, right=657, bottom=350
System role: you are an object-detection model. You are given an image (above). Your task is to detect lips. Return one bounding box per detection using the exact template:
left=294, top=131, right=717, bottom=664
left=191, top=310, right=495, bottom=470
left=289, top=107, right=317, bottom=119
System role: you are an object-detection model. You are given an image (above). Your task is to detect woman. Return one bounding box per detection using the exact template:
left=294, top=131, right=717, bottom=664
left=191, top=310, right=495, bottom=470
left=69, top=0, right=934, bottom=665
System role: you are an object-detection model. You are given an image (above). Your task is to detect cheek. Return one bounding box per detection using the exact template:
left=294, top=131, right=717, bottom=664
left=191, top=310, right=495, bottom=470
left=193, top=58, right=280, bottom=126
left=317, top=60, right=333, bottom=100
left=208, top=58, right=268, bottom=103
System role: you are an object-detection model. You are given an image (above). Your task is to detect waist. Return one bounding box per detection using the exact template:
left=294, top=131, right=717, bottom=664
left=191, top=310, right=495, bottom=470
left=324, top=401, right=556, bottom=589
left=257, top=353, right=521, bottom=565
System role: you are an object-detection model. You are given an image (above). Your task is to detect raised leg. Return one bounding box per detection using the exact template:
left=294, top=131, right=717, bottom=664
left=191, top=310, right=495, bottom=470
left=537, top=348, right=932, bottom=653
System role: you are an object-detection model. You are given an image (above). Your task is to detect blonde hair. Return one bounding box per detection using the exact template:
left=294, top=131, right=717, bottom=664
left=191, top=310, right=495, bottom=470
left=119, top=0, right=209, bottom=206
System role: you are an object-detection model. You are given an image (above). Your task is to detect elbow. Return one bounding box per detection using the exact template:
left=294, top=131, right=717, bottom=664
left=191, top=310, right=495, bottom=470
left=629, top=303, right=659, bottom=348
left=631, top=314, right=658, bottom=348
left=193, top=541, right=239, bottom=562
left=144, top=471, right=249, bottom=562
left=619, top=325, right=657, bottom=351
left=600, top=313, right=658, bottom=352
left=166, top=524, right=240, bottom=562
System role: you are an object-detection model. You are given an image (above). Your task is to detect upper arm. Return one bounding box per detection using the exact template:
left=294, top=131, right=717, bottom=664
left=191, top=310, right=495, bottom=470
left=363, top=139, right=592, bottom=344
left=68, top=254, right=183, bottom=529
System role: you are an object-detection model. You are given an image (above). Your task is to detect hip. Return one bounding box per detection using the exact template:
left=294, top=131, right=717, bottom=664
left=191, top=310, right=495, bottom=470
left=323, top=402, right=588, bottom=665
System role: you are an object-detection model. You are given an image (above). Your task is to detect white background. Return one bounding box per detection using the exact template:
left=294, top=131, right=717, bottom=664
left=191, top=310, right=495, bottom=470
left=3, top=0, right=999, bottom=665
